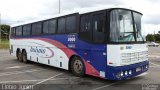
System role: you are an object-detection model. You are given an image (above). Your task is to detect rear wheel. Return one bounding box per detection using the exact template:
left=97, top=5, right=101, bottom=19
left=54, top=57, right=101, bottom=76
left=70, top=56, right=85, bottom=77
left=22, top=50, right=28, bottom=63
left=17, top=50, right=22, bottom=62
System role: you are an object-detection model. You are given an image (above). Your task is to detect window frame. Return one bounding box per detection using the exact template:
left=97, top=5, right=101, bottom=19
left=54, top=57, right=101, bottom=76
left=66, top=15, right=77, bottom=33
left=15, top=26, right=23, bottom=36
left=42, top=19, right=57, bottom=35
left=57, top=13, right=78, bottom=34
left=11, top=27, right=16, bottom=37
left=92, top=12, right=106, bottom=43
left=108, top=8, right=144, bottom=44
left=31, top=22, right=42, bottom=36
left=57, top=16, right=66, bottom=34
left=22, top=24, right=31, bottom=36
left=79, top=13, right=92, bottom=42
left=79, top=10, right=107, bottom=43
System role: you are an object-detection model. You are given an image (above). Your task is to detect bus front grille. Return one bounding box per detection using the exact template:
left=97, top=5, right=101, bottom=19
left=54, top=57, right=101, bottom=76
left=121, top=51, right=148, bottom=65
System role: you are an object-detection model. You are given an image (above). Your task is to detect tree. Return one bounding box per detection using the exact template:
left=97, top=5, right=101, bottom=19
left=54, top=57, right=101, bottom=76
left=146, top=34, right=154, bottom=42
left=155, top=34, right=160, bottom=42
left=0, top=24, right=10, bottom=40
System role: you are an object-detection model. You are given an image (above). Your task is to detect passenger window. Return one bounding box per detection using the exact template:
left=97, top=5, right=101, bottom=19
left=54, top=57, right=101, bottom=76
left=93, top=13, right=105, bottom=43
left=79, top=14, right=92, bottom=41
left=16, top=26, right=22, bottom=36
left=43, top=19, right=56, bottom=34
left=11, top=28, right=16, bottom=37
left=48, top=19, right=56, bottom=34
left=58, top=17, right=65, bottom=33
left=66, top=15, right=76, bottom=33
left=32, top=22, right=42, bottom=35
left=23, top=24, right=31, bottom=36
left=43, top=21, right=49, bottom=34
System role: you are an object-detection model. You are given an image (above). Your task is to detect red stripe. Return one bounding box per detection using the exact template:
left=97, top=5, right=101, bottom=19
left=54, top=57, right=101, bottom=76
left=14, top=38, right=101, bottom=78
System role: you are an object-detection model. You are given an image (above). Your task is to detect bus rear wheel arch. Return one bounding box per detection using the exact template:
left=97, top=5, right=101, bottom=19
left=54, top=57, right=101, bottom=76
left=69, top=56, right=85, bottom=77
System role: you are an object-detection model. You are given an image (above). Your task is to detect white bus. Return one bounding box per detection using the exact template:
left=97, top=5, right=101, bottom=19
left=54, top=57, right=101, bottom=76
left=10, top=8, right=149, bottom=80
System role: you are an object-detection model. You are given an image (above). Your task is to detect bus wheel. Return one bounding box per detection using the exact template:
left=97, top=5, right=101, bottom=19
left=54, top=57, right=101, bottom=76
left=17, top=50, right=22, bottom=62
left=70, top=56, right=85, bottom=77
left=22, top=50, right=28, bottom=63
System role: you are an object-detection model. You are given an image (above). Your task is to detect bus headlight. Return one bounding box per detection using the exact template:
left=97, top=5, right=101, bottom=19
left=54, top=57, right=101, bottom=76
left=129, top=70, right=132, bottom=75
left=125, top=71, right=128, bottom=76
left=121, top=72, right=124, bottom=76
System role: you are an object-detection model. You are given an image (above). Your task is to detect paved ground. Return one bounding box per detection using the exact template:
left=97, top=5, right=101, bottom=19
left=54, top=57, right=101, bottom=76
left=0, top=48, right=159, bottom=90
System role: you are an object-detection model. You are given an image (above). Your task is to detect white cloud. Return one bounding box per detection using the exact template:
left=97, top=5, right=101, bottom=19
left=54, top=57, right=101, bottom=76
left=0, top=0, right=160, bottom=35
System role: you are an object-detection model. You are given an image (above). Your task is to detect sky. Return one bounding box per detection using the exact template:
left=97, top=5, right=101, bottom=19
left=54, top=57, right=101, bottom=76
left=0, top=0, right=160, bottom=35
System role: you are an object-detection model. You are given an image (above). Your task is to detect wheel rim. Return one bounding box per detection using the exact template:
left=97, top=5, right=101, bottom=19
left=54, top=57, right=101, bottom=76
left=73, top=59, right=83, bottom=73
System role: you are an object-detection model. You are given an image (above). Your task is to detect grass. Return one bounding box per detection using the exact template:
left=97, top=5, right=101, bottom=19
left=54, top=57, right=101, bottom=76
left=0, top=40, right=9, bottom=49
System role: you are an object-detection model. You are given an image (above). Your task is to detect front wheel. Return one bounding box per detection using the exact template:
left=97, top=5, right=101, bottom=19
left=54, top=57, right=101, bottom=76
left=70, top=57, right=85, bottom=77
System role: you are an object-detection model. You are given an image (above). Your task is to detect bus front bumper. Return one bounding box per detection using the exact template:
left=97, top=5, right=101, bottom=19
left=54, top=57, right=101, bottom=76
left=106, top=61, right=149, bottom=80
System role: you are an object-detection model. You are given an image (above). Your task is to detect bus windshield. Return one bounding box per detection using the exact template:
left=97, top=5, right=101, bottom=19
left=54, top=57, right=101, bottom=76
left=110, top=9, right=144, bottom=43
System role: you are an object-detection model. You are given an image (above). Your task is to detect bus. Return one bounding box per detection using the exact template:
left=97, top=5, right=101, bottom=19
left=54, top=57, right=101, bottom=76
left=9, top=8, right=149, bottom=80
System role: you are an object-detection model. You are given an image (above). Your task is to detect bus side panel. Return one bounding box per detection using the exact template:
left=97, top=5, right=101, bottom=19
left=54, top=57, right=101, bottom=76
left=74, top=40, right=107, bottom=78
left=54, top=34, right=107, bottom=78
left=10, top=34, right=108, bottom=79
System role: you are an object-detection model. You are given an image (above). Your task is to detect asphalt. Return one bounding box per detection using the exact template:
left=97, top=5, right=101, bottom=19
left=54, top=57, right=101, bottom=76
left=0, top=47, right=159, bottom=90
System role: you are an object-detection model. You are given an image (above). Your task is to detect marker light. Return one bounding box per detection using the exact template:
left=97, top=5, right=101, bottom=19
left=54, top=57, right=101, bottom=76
left=121, top=72, right=124, bottom=76
left=129, top=70, right=132, bottom=75
left=125, top=71, right=128, bottom=76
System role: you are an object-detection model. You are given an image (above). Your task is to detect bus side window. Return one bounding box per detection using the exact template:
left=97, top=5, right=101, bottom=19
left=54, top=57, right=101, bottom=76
left=58, top=17, right=65, bottom=34
left=43, top=19, right=56, bottom=34
left=66, top=15, right=76, bottom=33
left=32, top=22, right=42, bottom=35
left=79, top=14, right=92, bottom=42
left=92, top=13, right=105, bottom=43
left=23, top=24, right=31, bottom=36
left=11, top=28, right=16, bottom=37
left=48, top=19, right=56, bottom=34
left=16, top=26, right=22, bottom=36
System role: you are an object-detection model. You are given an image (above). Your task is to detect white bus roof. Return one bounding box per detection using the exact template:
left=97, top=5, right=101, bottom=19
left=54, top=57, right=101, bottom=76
left=11, top=6, right=138, bottom=27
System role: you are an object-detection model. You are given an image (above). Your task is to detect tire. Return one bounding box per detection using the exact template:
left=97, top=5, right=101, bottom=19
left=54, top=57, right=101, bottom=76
left=17, top=50, right=22, bottom=62
left=70, top=56, right=85, bottom=77
left=22, top=50, right=28, bottom=63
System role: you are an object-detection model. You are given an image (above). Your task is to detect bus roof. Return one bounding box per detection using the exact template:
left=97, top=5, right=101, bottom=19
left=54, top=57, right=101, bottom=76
left=11, top=6, right=140, bottom=27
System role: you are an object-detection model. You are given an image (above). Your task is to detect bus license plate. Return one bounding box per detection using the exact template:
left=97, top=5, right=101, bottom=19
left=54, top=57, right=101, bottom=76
left=136, top=67, right=141, bottom=72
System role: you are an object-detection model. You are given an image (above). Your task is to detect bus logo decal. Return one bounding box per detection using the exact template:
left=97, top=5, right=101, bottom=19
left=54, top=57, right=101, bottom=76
left=29, top=42, right=54, bottom=58
left=30, top=47, right=46, bottom=54
left=126, top=46, right=132, bottom=49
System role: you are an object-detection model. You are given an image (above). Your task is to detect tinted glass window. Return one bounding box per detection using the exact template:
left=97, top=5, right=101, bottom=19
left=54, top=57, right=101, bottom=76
left=66, top=16, right=76, bottom=33
left=16, top=26, right=22, bottom=36
left=49, top=20, right=56, bottom=33
left=32, top=22, right=42, bottom=35
left=43, top=21, right=49, bottom=34
left=58, top=17, right=65, bottom=33
left=80, top=14, right=92, bottom=41
left=93, top=13, right=105, bottom=43
left=11, top=28, right=16, bottom=37
left=43, top=19, right=56, bottom=34
left=23, top=24, right=31, bottom=36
